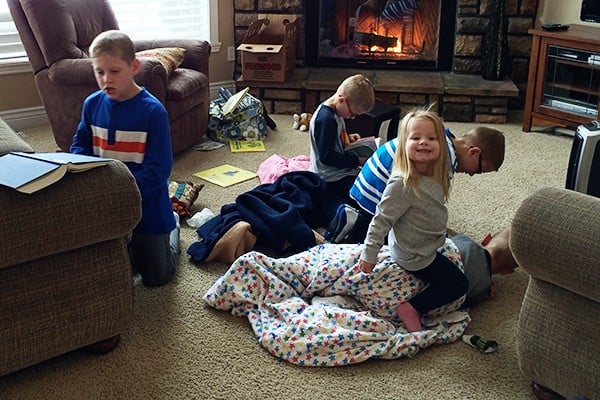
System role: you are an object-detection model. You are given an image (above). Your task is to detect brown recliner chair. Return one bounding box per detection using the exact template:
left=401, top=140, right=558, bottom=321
left=8, top=0, right=211, bottom=155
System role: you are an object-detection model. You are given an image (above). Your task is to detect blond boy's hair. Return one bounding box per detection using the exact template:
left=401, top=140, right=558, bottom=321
left=392, top=109, right=451, bottom=200
left=462, top=126, right=505, bottom=171
left=336, top=74, right=375, bottom=114
left=89, top=30, right=136, bottom=63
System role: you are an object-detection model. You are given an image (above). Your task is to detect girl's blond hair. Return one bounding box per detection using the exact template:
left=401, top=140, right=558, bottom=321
left=392, top=109, right=451, bottom=200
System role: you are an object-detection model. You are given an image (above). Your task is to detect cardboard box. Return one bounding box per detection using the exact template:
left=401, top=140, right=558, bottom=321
left=237, top=14, right=298, bottom=82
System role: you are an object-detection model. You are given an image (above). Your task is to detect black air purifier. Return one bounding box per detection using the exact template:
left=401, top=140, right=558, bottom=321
left=565, top=121, right=600, bottom=198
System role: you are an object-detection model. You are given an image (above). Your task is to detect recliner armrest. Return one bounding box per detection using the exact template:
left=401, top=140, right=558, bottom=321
left=510, top=187, right=600, bottom=303
left=0, top=160, right=141, bottom=270
left=48, top=58, right=96, bottom=85
left=134, top=58, right=168, bottom=102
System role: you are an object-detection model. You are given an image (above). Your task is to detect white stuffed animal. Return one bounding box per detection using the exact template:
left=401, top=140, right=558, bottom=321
left=292, top=112, right=312, bottom=132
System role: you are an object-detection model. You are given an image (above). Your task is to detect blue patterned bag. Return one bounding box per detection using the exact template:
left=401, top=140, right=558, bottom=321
left=207, top=87, right=268, bottom=143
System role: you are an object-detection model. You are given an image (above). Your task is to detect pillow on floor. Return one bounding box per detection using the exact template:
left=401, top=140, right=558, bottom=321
left=136, top=47, right=186, bottom=76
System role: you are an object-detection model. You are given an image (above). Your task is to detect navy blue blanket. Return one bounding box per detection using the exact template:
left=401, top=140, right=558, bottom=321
left=188, top=171, right=329, bottom=262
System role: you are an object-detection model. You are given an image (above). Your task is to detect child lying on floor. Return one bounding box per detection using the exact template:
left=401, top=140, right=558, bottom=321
left=452, top=227, right=518, bottom=308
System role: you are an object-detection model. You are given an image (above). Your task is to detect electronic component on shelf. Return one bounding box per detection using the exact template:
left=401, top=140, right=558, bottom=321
left=541, top=23, right=570, bottom=31
left=547, top=99, right=597, bottom=117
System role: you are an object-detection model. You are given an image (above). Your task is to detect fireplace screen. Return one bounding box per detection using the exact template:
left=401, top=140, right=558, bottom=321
left=306, top=0, right=455, bottom=70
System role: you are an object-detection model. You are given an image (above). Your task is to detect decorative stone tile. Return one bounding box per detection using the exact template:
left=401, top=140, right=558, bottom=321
left=264, top=89, right=302, bottom=100
left=234, top=0, right=254, bottom=11
left=508, top=36, right=533, bottom=57
left=455, top=35, right=482, bottom=56
left=520, top=0, right=539, bottom=16
left=258, top=0, right=303, bottom=12
left=508, top=18, right=534, bottom=34
left=475, top=114, right=507, bottom=123
left=443, top=103, right=473, bottom=122
left=273, top=101, right=303, bottom=114
left=456, top=17, right=488, bottom=34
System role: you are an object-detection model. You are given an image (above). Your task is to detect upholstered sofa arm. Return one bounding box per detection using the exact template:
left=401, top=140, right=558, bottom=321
left=0, top=160, right=141, bottom=269
left=134, top=39, right=211, bottom=75
left=48, top=58, right=96, bottom=85
left=510, top=187, right=600, bottom=303
left=0, top=118, right=33, bottom=155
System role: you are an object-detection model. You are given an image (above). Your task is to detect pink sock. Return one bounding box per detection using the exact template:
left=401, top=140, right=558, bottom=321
left=396, top=302, right=422, bottom=332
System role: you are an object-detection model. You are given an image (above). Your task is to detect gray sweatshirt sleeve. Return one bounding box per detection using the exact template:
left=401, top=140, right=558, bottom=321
left=361, top=174, right=411, bottom=264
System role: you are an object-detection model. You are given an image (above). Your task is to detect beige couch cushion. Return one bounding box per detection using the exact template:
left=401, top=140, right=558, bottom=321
left=0, top=118, right=34, bottom=155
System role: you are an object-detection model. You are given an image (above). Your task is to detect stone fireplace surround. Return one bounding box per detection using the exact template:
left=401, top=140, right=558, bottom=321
left=233, top=0, right=539, bottom=123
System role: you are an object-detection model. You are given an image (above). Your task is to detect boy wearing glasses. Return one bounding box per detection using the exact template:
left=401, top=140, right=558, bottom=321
left=350, top=125, right=506, bottom=216
left=308, top=74, right=375, bottom=222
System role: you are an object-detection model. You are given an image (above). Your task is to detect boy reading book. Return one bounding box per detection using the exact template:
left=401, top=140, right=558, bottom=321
left=308, top=74, right=376, bottom=222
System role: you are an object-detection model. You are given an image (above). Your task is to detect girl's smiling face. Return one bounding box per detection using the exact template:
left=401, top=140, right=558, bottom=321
left=405, top=117, right=441, bottom=173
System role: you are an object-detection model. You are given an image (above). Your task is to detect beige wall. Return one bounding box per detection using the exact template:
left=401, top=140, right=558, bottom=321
left=0, top=1, right=234, bottom=112
left=536, top=0, right=598, bottom=27
left=0, top=73, right=40, bottom=110
left=210, top=3, right=234, bottom=84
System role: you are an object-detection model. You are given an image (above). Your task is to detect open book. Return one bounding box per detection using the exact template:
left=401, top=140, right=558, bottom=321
left=193, top=164, right=257, bottom=187
left=0, top=152, right=112, bottom=194
left=344, top=136, right=379, bottom=158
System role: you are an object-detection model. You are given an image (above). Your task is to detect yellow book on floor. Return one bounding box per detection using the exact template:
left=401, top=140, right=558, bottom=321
left=229, top=140, right=266, bottom=152
left=193, top=164, right=257, bottom=187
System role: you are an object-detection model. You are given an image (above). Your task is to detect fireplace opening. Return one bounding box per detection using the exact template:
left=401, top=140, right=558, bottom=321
left=305, top=0, right=457, bottom=70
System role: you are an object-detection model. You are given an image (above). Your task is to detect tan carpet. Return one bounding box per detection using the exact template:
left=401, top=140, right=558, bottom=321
left=1, top=113, right=572, bottom=400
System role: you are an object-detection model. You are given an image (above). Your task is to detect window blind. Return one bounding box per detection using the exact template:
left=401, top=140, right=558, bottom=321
left=0, top=6, right=25, bottom=61
left=110, top=0, right=210, bottom=41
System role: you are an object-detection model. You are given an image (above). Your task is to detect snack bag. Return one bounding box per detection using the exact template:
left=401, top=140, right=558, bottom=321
left=168, top=181, right=204, bottom=217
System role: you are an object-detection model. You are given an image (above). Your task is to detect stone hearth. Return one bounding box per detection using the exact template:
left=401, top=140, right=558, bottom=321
left=238, top=68, right=517, bottom=123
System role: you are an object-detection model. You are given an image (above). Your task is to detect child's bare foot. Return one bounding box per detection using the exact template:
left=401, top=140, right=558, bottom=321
left=396, top=302, right=422, bottom=332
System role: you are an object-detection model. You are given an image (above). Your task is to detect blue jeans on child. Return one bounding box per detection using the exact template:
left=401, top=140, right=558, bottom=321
left=129, top=220, right=180, bottom=287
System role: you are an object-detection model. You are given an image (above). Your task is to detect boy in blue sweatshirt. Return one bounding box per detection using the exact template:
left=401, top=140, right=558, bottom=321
left=71, top=30, right=179, bottom=287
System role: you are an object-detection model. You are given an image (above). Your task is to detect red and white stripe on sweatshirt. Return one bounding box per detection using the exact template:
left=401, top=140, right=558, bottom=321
left=91, top=125, right=147, bottom=164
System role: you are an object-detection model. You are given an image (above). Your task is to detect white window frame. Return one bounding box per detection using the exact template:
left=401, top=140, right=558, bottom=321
left=0, top=0, right=219, bottom=75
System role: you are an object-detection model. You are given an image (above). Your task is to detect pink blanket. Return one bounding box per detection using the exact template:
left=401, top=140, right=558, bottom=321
left=257, top=154, right=310, bottom=184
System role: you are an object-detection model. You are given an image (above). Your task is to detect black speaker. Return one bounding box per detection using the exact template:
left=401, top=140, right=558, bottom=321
left=565, top=121, right=600, bottom=198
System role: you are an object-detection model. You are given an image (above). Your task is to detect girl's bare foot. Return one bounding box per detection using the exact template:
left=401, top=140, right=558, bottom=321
left=396, top=302, right=422, bottom=332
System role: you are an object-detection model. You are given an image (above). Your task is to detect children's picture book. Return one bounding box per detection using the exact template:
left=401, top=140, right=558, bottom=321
left=229, top=140, right=266, bottom=153
left=344, top=136, right=379, bottom=158
left=0, top=152, right=112, bottom=194
left=193, top=164, right=257, bottom=187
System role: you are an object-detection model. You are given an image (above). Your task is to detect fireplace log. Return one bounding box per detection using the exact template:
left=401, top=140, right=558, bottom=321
left=354, top=31, right=397, bottom=49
